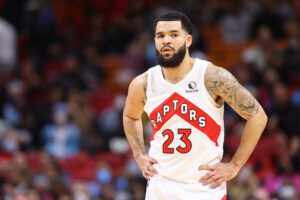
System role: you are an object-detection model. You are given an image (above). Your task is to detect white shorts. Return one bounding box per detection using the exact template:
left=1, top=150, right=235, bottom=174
left=145, top=174, right=227, bottom=200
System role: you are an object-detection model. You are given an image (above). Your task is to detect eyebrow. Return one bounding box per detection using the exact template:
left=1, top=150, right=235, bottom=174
left=156, top=30, right=180, bottom=35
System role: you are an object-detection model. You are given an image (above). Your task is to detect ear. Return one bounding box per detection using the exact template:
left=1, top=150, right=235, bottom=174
left=186, top=35, right=192, bottom=48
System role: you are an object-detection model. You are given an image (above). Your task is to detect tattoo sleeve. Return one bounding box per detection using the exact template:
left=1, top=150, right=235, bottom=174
left=205, top=66, right=259, bottom=119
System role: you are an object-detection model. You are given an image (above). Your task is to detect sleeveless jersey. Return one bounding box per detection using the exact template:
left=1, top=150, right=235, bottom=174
left=144, top=59, right=225, bottom=184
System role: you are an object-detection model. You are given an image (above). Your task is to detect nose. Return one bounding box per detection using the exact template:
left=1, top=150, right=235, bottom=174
left=162, top=35, right=171, bottom=45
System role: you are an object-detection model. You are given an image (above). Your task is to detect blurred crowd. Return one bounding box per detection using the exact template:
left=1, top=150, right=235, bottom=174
left=0, top=0, right=300, bottom=199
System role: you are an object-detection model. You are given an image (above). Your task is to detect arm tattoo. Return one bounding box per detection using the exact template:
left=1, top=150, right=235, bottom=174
left=205, top=67, right=259, bottom=119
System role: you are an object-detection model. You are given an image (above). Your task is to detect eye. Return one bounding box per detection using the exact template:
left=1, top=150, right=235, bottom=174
left=171, top=33, right=178, bottom=37
left=157, top=34, right=164, bottom=39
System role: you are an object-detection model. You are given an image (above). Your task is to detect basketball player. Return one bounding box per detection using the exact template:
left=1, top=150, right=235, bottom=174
left=123, top=11, right=267, bottom=200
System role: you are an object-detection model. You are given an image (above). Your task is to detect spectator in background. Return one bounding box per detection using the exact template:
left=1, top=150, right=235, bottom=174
left=35, top=151, right=68, bottom=199
left=220, top=0, right=258, bottom=44
left=258, top=67, right=280, bottom=113
left=243, top=25, right=282, bottom=72
left=42, top=41, right=65, bottom=85
left=41, top=102, right=80, bottom=158
left=56, top=54, right=86, bottom=94
left=283, top=19, right=300, bottom=87
left=124, top=31, right=150, bottom=73
left=71, top=181, right=91, bottom=200
left=0, top=79, right=32, bottom=152
left=0, top=152, right=33, bottom=199
left=80, top=43, right=105, bottom=92
left=26, top=189, right=42, bottom=200
left=67, top=89, right=104, bottom=153
left=24, top=0, right=57, bottom=66
left=273, top=0, right=293, bottom=21
left=3, top=80, right=25, bottom=127
left=0, top=10, right=17, bottom=74
left=271, top=82, right=300, bottom=138
left=251, top=0, right=285, bottom=38
left=189, top=25, right=207, bottom=60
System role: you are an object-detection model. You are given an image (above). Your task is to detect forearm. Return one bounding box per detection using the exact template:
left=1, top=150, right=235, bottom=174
left=230, top=107, right=267, bottom=171
left=123, top=115, right=146, bottom=158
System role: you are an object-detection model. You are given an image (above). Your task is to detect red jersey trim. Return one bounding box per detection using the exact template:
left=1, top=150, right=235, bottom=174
left=149, top=92, right=221, bottom=146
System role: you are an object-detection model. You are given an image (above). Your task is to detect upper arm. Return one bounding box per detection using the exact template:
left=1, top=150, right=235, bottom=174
left=123, top=72, right=147, bottom=120
left=205, top=64, right=261, bottom=120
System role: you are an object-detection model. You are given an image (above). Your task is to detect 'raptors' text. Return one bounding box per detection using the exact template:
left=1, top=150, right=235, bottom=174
left=154, top=101, right=206, bottom=128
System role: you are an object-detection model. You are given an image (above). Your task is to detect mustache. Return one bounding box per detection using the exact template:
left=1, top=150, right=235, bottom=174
left=160, top=45, right=175, bottom=51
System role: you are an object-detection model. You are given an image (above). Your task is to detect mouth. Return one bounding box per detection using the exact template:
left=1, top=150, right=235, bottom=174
left=161, top=47, right=174, bottom=55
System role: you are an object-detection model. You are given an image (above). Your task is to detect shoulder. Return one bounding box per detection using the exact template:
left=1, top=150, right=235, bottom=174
left=204, top=64, right=236, bottom=83
left=129, top=71, right=148, bottom=92
left=124, top=71, right=149, bottom=118
left=127, top=71, right=148, bottom=104
left=204, top=64, right=239, bottom=104
left=205, top=64, right=262, bottom=120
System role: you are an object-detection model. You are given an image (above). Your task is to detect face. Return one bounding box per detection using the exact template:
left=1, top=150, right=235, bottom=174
left=155, top=21, right=192, bottom=68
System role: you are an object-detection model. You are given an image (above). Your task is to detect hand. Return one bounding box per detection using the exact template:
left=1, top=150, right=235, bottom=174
left=198, top=162, right=239, bottom=188
left=135, top=153, right=158, bottom=180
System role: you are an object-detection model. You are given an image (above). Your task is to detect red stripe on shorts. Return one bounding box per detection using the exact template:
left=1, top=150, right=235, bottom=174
left=221, top=194, right=227, bottom=200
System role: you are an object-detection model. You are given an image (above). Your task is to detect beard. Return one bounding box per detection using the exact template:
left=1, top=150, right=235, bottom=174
left=156, top=43, right=186, bottom=68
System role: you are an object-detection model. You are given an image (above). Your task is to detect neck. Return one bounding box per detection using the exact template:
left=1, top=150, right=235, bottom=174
left=161, top=54, right=195, bottom=84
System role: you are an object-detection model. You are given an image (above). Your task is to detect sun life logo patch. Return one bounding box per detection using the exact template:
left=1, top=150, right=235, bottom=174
left=186, top=81, right=198, bottom=93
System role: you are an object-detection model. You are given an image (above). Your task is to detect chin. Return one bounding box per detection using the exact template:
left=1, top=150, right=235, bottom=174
left=163, top=56, right=172, bottom=60
left=162, top=53, right=173, bottom=58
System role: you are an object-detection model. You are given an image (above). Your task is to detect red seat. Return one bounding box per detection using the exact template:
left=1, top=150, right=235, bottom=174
left=95, top=152, right=126, bottom=177
left=59, top=152, right=97, bottom=181
left=26, top=152, right=42, bottom=172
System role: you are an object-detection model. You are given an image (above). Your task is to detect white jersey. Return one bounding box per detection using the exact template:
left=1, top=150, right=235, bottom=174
left=144, top=59, right=225, bottom=184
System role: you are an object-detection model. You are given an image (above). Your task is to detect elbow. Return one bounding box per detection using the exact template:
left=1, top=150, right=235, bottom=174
left=248, top=106, right=268, bottom=128
left=262, top=111, right=268, bottom=126
left=257, top=108, right=268, bottom=128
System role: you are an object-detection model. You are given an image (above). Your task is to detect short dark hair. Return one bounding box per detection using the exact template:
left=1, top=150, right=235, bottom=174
left=154, top=10, right=193, bottom=35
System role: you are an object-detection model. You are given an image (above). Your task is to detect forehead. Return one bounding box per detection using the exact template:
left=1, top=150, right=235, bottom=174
left=155, top=21, right=183, bottom=33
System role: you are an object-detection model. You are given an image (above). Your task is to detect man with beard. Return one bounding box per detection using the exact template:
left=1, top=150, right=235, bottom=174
left=123, top=11, right=267, bottom=200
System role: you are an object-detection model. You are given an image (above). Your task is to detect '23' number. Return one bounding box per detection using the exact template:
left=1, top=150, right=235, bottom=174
left=162, top=129, right=192, bottom=154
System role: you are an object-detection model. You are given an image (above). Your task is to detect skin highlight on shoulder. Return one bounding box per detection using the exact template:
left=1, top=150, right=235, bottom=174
left=132, top=72, right=148, bottom=104
left=124, top=72, right=148, bottom=120
left=204, top=64, right=259, bottom=120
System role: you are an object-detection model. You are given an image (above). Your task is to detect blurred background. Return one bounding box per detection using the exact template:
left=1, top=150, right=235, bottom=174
left=0, top=0, right=299, bottom=199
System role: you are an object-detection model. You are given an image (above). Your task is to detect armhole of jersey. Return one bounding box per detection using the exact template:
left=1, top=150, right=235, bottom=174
left=202, top=63, right=223, bottom=109
left=145, top=70, right=151, bottom=105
